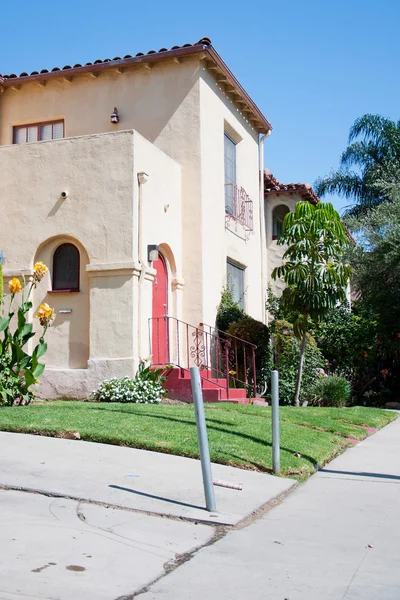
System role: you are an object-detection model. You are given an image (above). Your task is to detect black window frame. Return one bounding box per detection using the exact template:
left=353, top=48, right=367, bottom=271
left=52, top=243, right=80, bottom=292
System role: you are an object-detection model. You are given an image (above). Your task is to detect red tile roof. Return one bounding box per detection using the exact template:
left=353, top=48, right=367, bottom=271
left=0, top=38, right=272, bottom=133
left=264, top=170, right=320, bottom=205
left=264, top=170, right=355, bottom=244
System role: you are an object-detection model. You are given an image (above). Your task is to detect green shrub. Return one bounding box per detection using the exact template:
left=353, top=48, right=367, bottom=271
left=91, top=361, right=169, bottom=404
left=227, top=316, right=271, bottom=393
left=273, top=320, right=325, bottom=405
left=310, top=376, right=351, bottom=407
left=216, top=285, right=245, bottom=332
left=0, top=354, right=34, bottom=406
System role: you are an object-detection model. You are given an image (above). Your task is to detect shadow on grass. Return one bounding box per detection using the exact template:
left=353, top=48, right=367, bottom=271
left=109, top=485, right=205, bottom=511
left=89, top=405, right=237, bottom=427
left=127, top=411, right=319, bottom=466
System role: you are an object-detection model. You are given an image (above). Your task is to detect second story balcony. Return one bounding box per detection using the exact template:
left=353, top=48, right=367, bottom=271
left=225, top=183, right=254, bottom=232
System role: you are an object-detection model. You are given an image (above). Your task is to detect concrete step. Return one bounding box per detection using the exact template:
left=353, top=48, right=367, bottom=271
left=163, top=367, right=249, bottom=404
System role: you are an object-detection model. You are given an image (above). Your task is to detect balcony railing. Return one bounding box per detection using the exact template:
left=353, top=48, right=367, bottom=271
left=225, top=183, right=254, bottom=232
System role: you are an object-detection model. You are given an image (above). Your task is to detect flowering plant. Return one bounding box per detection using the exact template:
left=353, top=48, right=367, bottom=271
left=0, top=262, right=54, bottom=406
left=91, top=361, right=171, bottom=404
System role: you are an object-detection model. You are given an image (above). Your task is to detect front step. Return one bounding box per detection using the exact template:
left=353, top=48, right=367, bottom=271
left=163, top=367, right=250, bottom=404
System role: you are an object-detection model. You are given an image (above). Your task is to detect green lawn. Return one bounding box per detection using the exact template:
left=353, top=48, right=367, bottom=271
left=0, top=402, right=396, bottom=477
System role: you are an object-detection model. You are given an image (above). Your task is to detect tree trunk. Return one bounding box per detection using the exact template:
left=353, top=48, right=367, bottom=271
left=293, top=332, right=307, bottom=406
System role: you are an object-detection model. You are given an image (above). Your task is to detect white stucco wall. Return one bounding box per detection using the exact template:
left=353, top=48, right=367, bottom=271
left=265, top=193, right=303, bottom=297
left=0, top=129, right=182, bottom=398
left=199, top=69, right=263, bottom=326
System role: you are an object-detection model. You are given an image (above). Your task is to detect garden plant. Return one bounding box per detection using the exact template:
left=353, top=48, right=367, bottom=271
left=272, top=201, right=351, bottom=406
left=0, top=263, right=54, bottom=406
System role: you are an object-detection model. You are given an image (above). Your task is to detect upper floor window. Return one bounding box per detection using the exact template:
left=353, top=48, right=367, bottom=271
left=52, top=243, right=80, bottom=292
left=272, top=205, right=290, bottom=240
left=227, top=260, right=245, bottom=309
left=13, top=120, right=64, bottom=145
left=224, top=133, right=236, bottom=214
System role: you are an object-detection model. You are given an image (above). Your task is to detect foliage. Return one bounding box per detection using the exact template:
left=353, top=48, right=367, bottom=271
left=227, top=316, right=272, bottom=393
left=0, top=355, right=34, bottom=407
left=271, top=201, right=351, bottom=405
left=315, top=114, right=400, bottom=215
left=272, top=202, right=351, bottom=333
left=0, top=264, right=53, bottom=407
left=91, top=361, right=170, bottom=404
left=272, top=320, right=325, bottom=405
left=265, top=285, right=301, bottom=325
left=309, top=376, right=351, bottom=408
left=216, top=284, right=245, bottom=332
left=314, top=302, right=377, bottom=375
left=342, top=171, right=400, bottom=402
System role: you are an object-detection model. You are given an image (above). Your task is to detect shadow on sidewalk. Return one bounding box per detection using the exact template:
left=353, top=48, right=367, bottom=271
left=109, top=485, right=206, bottom=511
left=321, top=469, right=400, bottom=480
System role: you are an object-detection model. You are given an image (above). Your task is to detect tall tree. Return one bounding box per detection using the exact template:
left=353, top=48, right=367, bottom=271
left=315, top=114, right=400, bottom=214
left=344, top=167, right=400, bottom=382
left=272, top=202, right=351, bottom=406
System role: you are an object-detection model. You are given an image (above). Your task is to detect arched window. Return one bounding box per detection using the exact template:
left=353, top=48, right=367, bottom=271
left=272, top=205, right=290, bottom=240
left=52, top=243, right=80, bottom=291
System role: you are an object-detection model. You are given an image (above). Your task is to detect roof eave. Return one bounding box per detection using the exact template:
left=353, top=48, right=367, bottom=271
left=1, top=42, right=272, bottom=134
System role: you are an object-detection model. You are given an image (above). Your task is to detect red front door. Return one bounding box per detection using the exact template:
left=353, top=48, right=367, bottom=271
left=152, top=255, right=169, bottom=364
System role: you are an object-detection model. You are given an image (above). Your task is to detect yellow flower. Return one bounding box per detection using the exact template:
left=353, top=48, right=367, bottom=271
left=37, top=303, right=55, bottom=327
left=9, top=278, right=22, bottom=294
left=33, top=262, right=48, bottom=283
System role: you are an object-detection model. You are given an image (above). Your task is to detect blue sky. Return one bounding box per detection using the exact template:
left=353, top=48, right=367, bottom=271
left=2, top=0, right=399, bottom=214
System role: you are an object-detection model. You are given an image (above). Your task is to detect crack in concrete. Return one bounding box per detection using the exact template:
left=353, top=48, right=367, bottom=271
left=0, top=484, right=217, bottom=526
left=0, top=480, right=298, bottom=600
left=116, top=483, right=299, bottom=599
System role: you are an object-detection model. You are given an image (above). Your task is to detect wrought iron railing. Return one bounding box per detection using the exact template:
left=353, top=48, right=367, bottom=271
left=225, top=183, right=254, bottom=231
left=150, top=316, right=257, bottom=398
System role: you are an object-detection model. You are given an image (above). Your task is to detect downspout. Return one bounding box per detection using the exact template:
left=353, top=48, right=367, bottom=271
left=137, top=172, right=149, bottom=362
left=258, top=130, right=271, bottom=323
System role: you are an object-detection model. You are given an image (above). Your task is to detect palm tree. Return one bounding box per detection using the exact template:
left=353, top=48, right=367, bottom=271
left=315, top=114, right=400, bottom=214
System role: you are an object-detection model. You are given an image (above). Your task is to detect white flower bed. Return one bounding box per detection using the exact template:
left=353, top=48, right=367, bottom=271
left=91, top=376, right=164, bottom=404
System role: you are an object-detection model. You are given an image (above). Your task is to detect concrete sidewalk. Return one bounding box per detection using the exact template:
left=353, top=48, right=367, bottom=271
left=0, top=431, right=294, bottom=599
left=139, top=416, right=400, bottom=600
left=0, top=432, right=294, bottom=526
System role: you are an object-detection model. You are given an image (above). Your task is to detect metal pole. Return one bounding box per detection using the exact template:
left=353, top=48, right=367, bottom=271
left=271, top=369, right=280, bottom=475
left=190, top=367, right=216, bottom=512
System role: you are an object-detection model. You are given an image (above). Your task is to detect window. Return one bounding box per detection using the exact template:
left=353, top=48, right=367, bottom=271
left=227, top=260, right=245, bottom=309
left=272, top=205, right=290, bottom=240
left=52, top=243, right=80, bottom=292
left=224, top=133, right=236, bottom=214
left=13, top=120, right=64, bottom=144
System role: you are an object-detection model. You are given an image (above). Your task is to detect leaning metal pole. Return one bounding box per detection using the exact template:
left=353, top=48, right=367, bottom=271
left=190, top=366, right=216, bottom=512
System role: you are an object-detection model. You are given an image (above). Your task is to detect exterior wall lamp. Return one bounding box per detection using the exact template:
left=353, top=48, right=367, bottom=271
left=110, top=107, right=119, bottom=124
left=147, top=245, right=159, bottom=262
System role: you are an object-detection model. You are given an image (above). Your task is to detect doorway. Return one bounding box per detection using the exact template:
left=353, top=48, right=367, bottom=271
left=152, top=255, right=169, bottom=364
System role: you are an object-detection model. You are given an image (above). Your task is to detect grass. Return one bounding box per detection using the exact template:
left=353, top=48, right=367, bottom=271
left=0, top=401, right=396, bottom=478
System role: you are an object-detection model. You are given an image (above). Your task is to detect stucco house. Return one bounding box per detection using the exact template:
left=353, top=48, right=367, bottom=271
left=264, top=170, right=321, bottom=299
left=0, top=37, right=320, bottom=401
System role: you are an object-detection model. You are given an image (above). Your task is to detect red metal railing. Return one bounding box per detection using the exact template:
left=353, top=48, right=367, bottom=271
left=225, top=183, right=254, bottom=231
left=150, top=316, right=257, bottom=398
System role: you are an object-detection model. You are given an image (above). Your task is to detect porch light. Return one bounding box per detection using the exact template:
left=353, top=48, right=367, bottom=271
left=147, top=245, right=159, bottom=262
left=110, top=107, right=119, bottom=124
